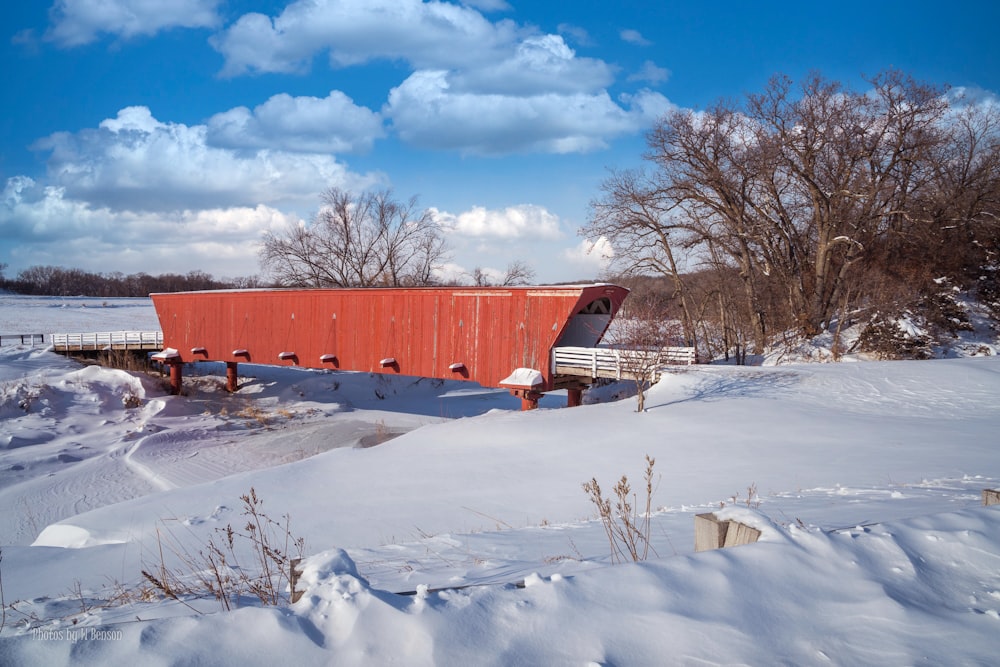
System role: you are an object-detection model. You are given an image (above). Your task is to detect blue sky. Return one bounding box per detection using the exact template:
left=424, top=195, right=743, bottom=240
left=2, top=1, right=998, bottom=284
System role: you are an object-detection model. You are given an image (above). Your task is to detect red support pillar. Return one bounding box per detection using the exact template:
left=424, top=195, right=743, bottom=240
left=519, top=390, right=544, bottom=411
left=226, top=362, right=239, bottom=393
left=168, top=361, right=183, bottom=396
left=567, top=388, right=583, bottom=408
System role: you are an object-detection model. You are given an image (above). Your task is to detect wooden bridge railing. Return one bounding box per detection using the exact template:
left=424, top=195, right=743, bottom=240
left=552, top=345, right=695, bottom=382
left=50, top=331, right=164, bottom=352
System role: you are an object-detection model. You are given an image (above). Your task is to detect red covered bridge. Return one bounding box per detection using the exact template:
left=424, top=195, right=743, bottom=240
left=151, top=285, right=630, bottom=408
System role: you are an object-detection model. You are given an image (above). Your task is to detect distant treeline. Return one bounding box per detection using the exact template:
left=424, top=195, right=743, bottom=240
left=0, top=264, right=263, bottom=297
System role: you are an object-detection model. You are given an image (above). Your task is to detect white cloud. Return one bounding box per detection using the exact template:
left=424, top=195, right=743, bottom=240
left=32, top=106, right=381, bottom=213
left=206, top=91, right=385, bottom=154
left=210, top=2, right=671, bottom=156
left=431, top=261, right=470, bottom=285
left=211, top=0, right=520, bottom=77
left=46, top=0, right=222, bottom=47
left=448, top=34, right=613, bottom=96
left=563, top=236, right=614, bottom=272
left=620, top=29, right=651, bottom=46
left=1, top=175, right=300, bottom=276
left=386, top=71, right=672, bottom=155
left=433, top=204, right=563, bottom=240
left=628, top=60, right=671, bottom=85
left=557, top=23, right=592, bottom=47
left=944, top=86, right=1000, bottom=112
left=460, top=0, right=511, bottom=10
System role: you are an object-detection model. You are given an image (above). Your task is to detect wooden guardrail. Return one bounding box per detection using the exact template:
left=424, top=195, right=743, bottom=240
left=0, top=333, right=46, bottom=347
left=50, top=331, right=163, bottom=352
left=552, top=345, right=695, bottom=382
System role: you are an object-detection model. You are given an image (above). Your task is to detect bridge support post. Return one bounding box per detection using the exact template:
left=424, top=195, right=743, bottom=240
left=519, top=390, right=543, bottom=411
left=566, top=388, right=583, bottom=408
left=167, top=360, right=183, bottom=395
left=226, top=362, right=239, bottom=393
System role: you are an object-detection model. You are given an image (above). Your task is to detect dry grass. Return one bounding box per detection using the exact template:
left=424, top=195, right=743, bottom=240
left=234, top=405, right=270, bottom=425
left=99, top=349, right=151, bottom=373
left=141, top=488, right=305, bottom=611
left=722, top=482, right=761, bottom=510
left=582, top=455, right=659, bottom=563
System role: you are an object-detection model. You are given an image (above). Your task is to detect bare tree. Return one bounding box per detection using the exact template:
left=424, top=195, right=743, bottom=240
left=587, top=167, right=700, bottom=350
left=260, top=188, right=449, bottom=287
left=604, top=296, right=684, bottom=412
left=499, top=260, right=536, bottom=286
left=470, top=260, right=536, bottom=286
left=586, top=69, right=999, bottom=359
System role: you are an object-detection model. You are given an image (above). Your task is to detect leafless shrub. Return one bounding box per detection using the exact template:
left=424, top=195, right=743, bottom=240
left=121, top=392, right=142, bottom=409
left=857, top=314, right=935, bottom=360
left=582, top=455, right=659, bottom=563
left=141, top=488, right=305, bottom=611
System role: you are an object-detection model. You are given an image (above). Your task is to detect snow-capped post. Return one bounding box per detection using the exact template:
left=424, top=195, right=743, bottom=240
left=694, top=513, right=761, bottom=552
left=499, top=368, right=546, bottom=410
left=151, top=348, right=182, bottom=395
left=984, top=489, right=1000, bottom=506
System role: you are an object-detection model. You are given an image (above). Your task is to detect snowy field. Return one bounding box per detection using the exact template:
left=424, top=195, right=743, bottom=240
left=1, top=294, right=999, bottom=665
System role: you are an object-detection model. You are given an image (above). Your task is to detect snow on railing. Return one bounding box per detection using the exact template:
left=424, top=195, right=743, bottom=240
left=552, top=345, right=695, bottom=381
left=50, top=331, right=164, bottom=351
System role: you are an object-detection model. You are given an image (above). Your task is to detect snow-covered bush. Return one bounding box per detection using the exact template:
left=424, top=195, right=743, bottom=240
left=857, top=313, right=935, bottom=360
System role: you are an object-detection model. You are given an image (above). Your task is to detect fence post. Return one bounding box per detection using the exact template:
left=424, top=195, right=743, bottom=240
left=289, top=558, right=304, bottom=604
left=694, top=513, right=761, bottom=552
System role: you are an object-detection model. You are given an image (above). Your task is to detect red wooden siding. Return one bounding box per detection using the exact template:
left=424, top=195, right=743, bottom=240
left=150, top=285, right=628, bottom=390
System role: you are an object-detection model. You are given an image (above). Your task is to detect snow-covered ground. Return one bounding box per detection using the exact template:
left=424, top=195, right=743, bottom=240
left=1, top=295, right=999, bottom=665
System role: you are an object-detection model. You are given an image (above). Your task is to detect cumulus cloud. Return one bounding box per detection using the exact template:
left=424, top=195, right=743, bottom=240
left=557, top=23, right=592, bottom=47
left=431, top=261, right=471, bottom=285
left=628, top=60, right=671, bottom=85
left=211, top=0, right=520, bottom=77
left=386, top=71, right=673, bottom=155
left=46, top=0, right=222, bottom=47
left=620, top=29, right=651, bottom=46
left=209, top=2, right=672, bottom=156
left=460, top=0, right=511, bottom=10
left=32, top=106, right=380, bottom=212
left=563, top=236, right=614, bottom=272
left=433, top=204, right=563, bottom=240
left=206, top=91, right=384, bottom=154
left=448, top=34, right=613, bottom=96
left=944, top=86, right=1000, bottom=110
left=1, top=175, right=300, bottom=276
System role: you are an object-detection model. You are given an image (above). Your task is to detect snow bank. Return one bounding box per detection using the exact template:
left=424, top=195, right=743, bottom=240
left=3, top=507, right=998, bottom=665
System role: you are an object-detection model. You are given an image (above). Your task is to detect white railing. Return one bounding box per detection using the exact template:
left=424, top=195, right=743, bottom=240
left=50, top=331, right=163, bottom=350
left=552, top=345, right=695, bottom=381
